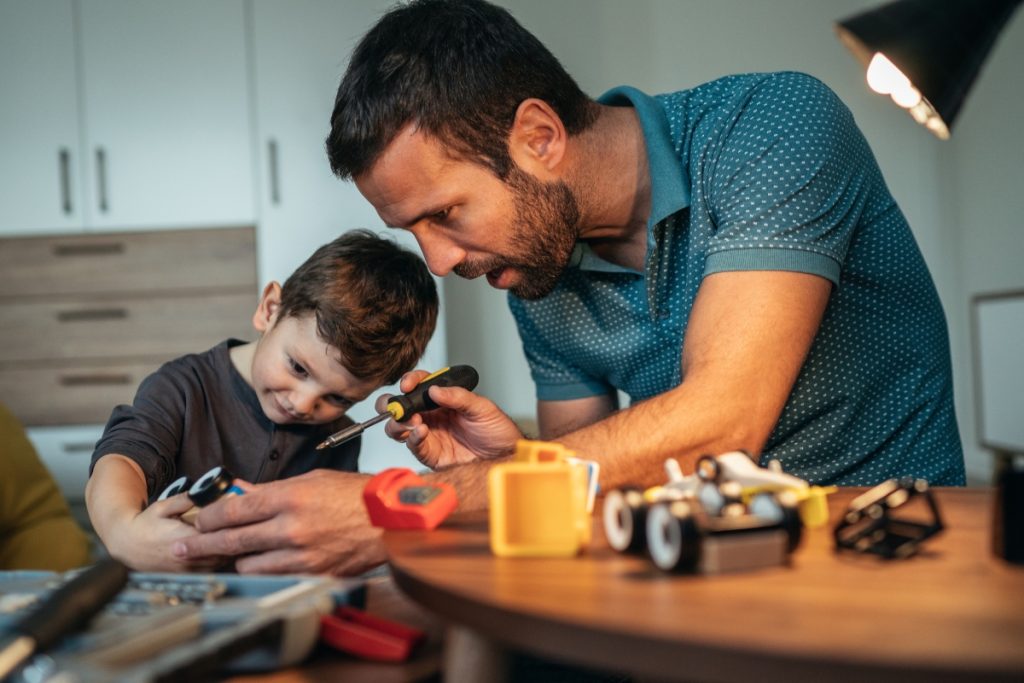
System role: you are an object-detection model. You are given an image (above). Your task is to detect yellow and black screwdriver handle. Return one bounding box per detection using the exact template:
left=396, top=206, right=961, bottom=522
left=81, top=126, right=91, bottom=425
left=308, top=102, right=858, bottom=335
left=316, top=365, right=480, bottom=450
left=385, top=365, right=480, bottom=421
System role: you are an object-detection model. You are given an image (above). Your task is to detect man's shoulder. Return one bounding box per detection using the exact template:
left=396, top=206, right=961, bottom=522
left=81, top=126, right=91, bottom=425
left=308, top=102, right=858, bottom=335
left=656, top=71, right=833, bottom=113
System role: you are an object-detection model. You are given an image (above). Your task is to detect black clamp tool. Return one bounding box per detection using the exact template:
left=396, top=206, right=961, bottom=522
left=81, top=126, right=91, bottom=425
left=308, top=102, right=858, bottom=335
left=834, top=477, right=944, bottom=558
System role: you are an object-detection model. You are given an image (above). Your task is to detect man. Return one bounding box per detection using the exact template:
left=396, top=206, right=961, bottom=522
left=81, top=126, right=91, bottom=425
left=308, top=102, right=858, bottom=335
left=173, top=0, right=964, bottom=575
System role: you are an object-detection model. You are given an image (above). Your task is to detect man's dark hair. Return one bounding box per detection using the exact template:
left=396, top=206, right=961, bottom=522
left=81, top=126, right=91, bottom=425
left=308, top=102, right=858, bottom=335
left=327, top=0, right=597, bottom=181
left=278, top=230, right=438, bottom=385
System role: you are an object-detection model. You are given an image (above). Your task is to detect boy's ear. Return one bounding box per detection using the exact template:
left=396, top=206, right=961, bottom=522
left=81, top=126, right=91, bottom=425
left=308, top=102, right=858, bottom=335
left=253, top=282, right=282, bottom=333
left=508, top=98, right=567, bottom=179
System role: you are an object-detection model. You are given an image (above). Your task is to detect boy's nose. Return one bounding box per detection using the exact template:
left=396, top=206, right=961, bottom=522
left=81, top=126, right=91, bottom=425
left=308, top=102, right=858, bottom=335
left=290, top=392, right=317, bottom=418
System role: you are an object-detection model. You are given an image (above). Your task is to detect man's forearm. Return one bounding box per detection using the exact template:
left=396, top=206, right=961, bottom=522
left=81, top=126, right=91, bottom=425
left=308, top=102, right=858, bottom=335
left=554, top=378, right=774, bottom=491
left=427, top=457, right=504, bottom=511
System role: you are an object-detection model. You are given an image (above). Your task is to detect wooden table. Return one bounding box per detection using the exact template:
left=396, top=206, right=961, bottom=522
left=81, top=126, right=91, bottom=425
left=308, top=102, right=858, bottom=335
left=383, top=488, right=1024, bottom=682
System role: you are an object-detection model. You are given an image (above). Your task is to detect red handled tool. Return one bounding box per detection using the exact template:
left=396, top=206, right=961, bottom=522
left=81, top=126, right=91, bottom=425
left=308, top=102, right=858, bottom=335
left=320, top=606, right=425, bottom=662
left=363, top=468, right=457, bottom=530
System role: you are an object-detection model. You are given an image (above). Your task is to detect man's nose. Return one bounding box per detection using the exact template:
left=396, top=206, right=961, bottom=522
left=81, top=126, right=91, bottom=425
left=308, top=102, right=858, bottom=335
left=414, top=232, right=465, bottom=277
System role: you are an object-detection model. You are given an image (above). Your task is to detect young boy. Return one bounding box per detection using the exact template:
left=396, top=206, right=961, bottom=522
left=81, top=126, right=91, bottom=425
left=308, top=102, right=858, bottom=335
left=85, top=230, right=438, bottom=571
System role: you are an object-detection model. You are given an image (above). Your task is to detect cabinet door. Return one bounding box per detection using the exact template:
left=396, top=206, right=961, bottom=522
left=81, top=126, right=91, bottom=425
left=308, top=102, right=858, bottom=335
left=0, top=0, right=85, bottom=235
left=26, top=424, right=105, bottom=503
left=251, top=0, right=448, bottom=473
left=77, top=0, right=255, bottom=230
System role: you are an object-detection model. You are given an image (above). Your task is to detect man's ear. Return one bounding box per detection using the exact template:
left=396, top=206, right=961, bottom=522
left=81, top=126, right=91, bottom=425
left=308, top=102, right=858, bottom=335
left=253, top=282, right=282, bottom=333
left=508, top=98, right=567, bottom=177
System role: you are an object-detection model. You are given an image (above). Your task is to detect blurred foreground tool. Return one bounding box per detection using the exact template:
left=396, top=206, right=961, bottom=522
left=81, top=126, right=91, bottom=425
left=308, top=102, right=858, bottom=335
left=0, top=558, right=129, bottom=679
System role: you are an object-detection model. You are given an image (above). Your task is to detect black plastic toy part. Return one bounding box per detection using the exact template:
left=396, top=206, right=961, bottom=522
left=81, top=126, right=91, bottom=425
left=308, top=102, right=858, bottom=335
left=157, top=476, right=191, bottom=501
left=602, top=488, right=650, bottom=553
left=833, top=477, right=944, bottom=559
left=646, top=493, right=803, bottom=572
left=188, top=466, right=237, bottom=507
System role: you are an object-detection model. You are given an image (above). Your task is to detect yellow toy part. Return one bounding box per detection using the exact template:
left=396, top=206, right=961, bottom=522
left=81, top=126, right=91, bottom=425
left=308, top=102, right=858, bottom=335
left=739, top=484, right=837, bottom=528
left=488, top=440, right=592, bottom=557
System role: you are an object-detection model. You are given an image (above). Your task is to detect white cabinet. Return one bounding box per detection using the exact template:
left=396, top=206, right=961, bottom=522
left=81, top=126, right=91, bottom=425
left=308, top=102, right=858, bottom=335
left=250, top=0, right=448, bottom=473
left=0, top=0, right=256, bottom=236
left=0, top=0, right=83, bottom=234
left=25, top=425, right=105, bottom=504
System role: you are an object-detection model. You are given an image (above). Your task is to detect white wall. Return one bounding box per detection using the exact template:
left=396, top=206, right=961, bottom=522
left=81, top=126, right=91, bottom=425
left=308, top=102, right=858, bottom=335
left=444, top=0, right=1024, bottom=483
left=946, top=7, right=1024, bottom=481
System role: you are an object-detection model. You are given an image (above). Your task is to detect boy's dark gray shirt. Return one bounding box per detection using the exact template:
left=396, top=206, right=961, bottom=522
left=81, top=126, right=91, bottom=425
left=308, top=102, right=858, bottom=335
left=90, top=339, right=360, bottom=501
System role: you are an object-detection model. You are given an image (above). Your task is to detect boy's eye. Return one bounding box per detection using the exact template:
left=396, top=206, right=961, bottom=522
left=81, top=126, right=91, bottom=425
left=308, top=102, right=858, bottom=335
left=325, top=395, right=352, bottom=409
left=288, top=358, right=307, bottom=376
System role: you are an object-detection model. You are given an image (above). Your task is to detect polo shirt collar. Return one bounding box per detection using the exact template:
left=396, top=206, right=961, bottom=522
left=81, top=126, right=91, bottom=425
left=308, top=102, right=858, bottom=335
left=569, top=86, right=690, bottom=275
left=598, top=86, right=691, bottom=227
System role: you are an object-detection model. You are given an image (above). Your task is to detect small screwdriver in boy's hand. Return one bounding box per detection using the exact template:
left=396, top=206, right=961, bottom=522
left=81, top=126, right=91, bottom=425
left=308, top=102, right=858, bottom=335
left=316, top=365, right=480, bottom=450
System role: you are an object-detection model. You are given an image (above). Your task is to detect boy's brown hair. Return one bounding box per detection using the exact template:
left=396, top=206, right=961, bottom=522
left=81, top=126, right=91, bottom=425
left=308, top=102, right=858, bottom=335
left=277, top=230, right=438, bottom=384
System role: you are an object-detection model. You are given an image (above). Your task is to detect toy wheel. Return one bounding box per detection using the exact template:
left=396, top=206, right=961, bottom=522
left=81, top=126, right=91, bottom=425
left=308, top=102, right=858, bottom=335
left=646, top=501, right=700, bottom=572
left=778, top=492, right=804, bottom=552
left=157, top=476, right=190, bottom=501
left=697, top=481, right=726, bottom=516
left=748, top=492, right=784, bottom=522
left=696, top=454, right=720, bottom=482
left=603, top=488, right=648, bottom=553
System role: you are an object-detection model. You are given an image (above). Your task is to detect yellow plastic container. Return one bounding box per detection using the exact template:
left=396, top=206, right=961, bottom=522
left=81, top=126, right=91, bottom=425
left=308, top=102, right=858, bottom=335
left=488, top=440, right=591, bottom=557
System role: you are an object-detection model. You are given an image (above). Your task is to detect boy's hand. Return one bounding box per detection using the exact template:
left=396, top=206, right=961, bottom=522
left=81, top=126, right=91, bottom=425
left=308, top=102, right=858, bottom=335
left=170, top=470, right=384, bottom=575
left=379, top=370, right=521, bottom=470
left=108, top=494, right=223, bottom=573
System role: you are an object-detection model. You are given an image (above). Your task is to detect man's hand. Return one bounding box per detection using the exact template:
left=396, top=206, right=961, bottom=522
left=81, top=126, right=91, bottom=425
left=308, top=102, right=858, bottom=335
left=109, top=494, right=222, bottom=573
left=171, top=469, right=383, bottom=576
left=380, top=370, right=522, bottom=469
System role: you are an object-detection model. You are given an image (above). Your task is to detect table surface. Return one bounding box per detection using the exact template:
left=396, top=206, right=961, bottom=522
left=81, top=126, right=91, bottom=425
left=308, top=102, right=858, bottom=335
left=383, top=487, right=1024, bottom=683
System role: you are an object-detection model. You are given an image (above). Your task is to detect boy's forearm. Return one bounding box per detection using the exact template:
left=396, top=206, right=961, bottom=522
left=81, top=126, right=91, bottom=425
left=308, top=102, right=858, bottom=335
left=86, top=454, right=149, bottom=550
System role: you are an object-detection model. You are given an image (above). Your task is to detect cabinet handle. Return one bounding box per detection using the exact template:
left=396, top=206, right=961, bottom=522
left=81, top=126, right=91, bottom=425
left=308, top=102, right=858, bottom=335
left=59, top=148, right=73, bottom=214
left=268, top=139, right=281, bottom=205
left=56, top=308, right=128, bottom=322
left=62, top=442, right=97, bottom=454
left=95, top=147, right=109, bottom=213
left=59, top=373, right=133, bottom=387
left=52, top=242, right=125, bottom=257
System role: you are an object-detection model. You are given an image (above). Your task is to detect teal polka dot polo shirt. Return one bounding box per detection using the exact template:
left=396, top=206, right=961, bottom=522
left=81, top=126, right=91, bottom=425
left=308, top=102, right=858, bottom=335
left=509, top=72, right=965, bottom=486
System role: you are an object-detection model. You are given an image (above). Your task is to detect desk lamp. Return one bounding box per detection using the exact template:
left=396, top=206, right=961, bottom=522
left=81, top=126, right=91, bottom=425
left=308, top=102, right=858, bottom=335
left=835, top=0, right=1021, bottom=139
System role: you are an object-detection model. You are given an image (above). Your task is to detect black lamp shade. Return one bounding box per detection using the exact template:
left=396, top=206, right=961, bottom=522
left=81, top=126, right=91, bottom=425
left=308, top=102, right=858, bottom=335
left=836, top=0, right=1020, bottom=137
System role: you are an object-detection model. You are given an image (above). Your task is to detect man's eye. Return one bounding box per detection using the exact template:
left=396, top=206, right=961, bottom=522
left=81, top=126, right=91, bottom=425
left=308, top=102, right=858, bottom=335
left=433, top=208, right=451, bottom=222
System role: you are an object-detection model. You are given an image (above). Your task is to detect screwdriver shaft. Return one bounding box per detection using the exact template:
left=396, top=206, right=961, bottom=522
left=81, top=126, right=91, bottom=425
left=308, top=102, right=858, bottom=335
left=316, top=411, right=389, bottom=450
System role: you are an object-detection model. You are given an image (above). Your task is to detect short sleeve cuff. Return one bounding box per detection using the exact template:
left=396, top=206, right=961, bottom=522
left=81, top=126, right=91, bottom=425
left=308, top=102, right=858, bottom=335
left=704, top=247, right=841, bottom=285
left=535, top=379, right=612, bottom=401
left=89, top=444, right=170, bottom=498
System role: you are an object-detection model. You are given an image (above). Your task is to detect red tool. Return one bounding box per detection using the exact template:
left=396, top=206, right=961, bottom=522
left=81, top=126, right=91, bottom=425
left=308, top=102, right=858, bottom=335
left=320, top=606, right=425, bottom=662
left=363, top=468, right=457, bottom=530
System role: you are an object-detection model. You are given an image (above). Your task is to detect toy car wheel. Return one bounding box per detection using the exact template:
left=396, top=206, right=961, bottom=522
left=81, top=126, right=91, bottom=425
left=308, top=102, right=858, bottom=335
left=696, top=454, right=720, bottom=482
left=778, top=492, right=804, bottom=552
left=697, top=481, right=726, bottom=516
left=603, top=488, right=648, bottom=553
left=157, top=476, right=190, bottom=501
left=748, top=491, right=784, bottom=522
left=646, top=501, right=700, bottom=572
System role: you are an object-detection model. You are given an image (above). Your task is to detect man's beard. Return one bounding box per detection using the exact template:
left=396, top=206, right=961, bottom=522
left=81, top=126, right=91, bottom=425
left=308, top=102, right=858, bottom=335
left=454, top=166, right=580, bottom=300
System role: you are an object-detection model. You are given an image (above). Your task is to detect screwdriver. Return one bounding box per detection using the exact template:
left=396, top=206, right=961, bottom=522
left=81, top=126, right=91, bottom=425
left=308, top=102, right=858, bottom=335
left=0, top=558, right=129, bottom=679
left=316, top=365, right=479, bottom=450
